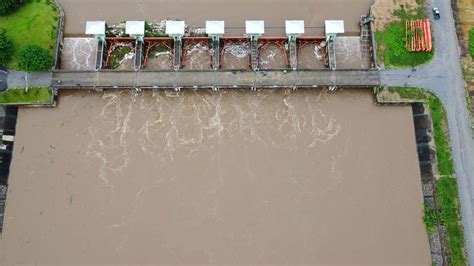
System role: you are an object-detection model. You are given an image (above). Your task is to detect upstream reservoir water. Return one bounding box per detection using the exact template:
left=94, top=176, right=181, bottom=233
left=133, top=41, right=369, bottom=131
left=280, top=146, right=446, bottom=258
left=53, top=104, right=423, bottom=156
left=57, top=0, right=375, bottom=36
left=0, top=89, right=430, bottom=264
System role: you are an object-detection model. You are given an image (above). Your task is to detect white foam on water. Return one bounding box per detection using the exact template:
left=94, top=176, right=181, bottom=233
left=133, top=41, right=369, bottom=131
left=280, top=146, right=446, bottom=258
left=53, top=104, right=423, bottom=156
left=225, top=44, right=249, bottom=58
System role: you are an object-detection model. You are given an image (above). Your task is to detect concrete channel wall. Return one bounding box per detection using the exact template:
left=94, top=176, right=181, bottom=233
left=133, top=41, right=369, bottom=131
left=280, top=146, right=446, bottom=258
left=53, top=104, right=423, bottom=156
left=52, top=0, right=65, bottom=71
left=0, top=106, right=19, bottom=237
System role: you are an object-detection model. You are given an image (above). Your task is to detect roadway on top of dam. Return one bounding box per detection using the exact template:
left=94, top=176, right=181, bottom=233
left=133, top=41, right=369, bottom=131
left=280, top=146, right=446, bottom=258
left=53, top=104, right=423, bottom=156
left=51, top=70, right=381, bottom=89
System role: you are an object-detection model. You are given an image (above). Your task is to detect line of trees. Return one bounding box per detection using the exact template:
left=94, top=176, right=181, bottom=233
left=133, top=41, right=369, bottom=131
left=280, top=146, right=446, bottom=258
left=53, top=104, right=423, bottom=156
left=0, top=0, right=21, bottom=65
left=0, top=28, right=52, bottom=71
left=0, top=30, right=12, bottom=65
left=0, top=0, right=53, bottom=71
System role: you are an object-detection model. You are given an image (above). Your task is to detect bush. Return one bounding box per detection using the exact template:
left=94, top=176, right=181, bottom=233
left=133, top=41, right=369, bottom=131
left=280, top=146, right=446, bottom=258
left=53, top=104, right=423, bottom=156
left=469, top=28, right=474, bottom=59
left=0, top=0, right=23, bottom=15
left=423, top=204, right=438, bottom=233
left=0, top=29, right=12, bottom=64
left=18, top=45, right=53, bottom=72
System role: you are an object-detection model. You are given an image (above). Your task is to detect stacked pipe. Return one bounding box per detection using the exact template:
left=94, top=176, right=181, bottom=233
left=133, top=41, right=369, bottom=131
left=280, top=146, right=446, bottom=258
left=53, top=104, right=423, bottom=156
left=405, top=19, right=432, bottom=52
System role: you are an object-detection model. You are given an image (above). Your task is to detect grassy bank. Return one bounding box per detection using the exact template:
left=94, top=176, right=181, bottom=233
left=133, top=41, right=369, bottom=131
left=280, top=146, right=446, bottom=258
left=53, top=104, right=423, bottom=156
left=375, top=4, right=434, bottom=68
left=436, top=175, right=466, bottom=265
left=429, top=96, right=454, bottom=176
left=384, top=87, right=466, bottom=264
left=387, top=86, right=426, bottom=99
left=469, top=28, right=474, bottom=59
left=429, top=96, right=466, bottom=265
left=0, top=0, right=59, bottom=69
left=0, top=87, right=52, bottom=104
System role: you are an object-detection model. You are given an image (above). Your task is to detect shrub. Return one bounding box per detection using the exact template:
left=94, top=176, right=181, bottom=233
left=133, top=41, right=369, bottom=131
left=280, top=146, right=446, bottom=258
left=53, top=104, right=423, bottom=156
left=0, top=29, right=12, bottom=64
left=423, top=204, right=438, bottom=233
left=0, top=0, right=23, bottom=15
left=18, top=45, right=53, bottom=72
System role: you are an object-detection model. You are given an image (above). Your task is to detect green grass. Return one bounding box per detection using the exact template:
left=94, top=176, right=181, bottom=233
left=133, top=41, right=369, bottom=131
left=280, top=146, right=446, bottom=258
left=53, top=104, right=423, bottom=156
left=387, top=86, right=427, bottom=100
left=0, top=0, right=59, bottom=69
left=423, top=203, right=438, bottom=233
left=436, top=176, right=466, bottom=265
left=429, top=96, right=454, bottom=176
left=0, top=87, right=52, bottom=104
left=376, top=5, right=434, bottom=68
left=469, top=28, right=474, bottom=59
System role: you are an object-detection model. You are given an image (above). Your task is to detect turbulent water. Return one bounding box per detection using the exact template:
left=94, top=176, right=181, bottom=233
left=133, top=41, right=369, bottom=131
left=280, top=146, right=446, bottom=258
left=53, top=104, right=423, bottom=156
left=0, top=89, right=430, bottom=264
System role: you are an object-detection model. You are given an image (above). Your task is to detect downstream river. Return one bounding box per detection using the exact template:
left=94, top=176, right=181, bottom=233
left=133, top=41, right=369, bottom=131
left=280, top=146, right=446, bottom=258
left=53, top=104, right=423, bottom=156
left=0, top=89, right=430, bottom=264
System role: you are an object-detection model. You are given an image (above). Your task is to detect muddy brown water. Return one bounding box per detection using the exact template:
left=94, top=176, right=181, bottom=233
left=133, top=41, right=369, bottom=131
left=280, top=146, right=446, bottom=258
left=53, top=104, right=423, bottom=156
left=259, top=44, right=288, bottom=70
left=145, top=45, right=173, bottom=70
left=61, top=38, right=97, bottom=71
left=335, top=36, right=365, bottom=69
left=183, top=44, right=212, bottom=70
left=0, top=89, right=430, bottom=264
left=221, top=43, right=251, bottom=70
left=145, top=53, right=173, bottom=70
left=297, top=44, right=327, bottom=69
left=57, top=0, right=375, bottom=36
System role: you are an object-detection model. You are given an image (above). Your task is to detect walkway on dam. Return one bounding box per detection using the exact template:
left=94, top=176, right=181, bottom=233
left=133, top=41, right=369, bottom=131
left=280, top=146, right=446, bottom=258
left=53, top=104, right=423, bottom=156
left=51, top=70, right=381, bottom=89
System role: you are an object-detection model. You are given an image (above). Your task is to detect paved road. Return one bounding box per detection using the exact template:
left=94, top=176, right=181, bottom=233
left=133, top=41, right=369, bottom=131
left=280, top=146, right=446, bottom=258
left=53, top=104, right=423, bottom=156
left=6, top=71, right=52, bottom=89
left=381, top=0, right=474, bottom=263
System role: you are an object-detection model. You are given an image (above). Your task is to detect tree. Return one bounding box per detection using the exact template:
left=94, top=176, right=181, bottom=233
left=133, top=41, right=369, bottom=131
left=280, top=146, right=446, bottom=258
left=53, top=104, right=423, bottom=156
left=0, top=29, right=12, bottom=65
left=0, top=0, right=23, bottom=15
left=18, top=45, right=53, bottom=72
